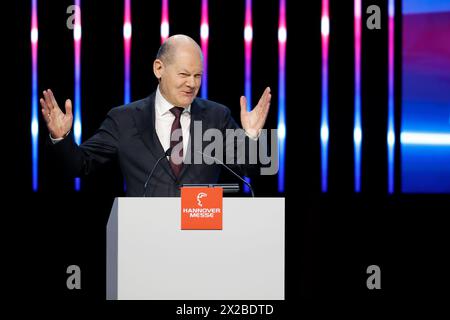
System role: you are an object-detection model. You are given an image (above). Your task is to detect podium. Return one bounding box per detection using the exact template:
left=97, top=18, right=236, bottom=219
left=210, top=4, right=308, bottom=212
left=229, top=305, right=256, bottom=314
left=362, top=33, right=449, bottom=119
left=107, top=197, right=284, bottom=300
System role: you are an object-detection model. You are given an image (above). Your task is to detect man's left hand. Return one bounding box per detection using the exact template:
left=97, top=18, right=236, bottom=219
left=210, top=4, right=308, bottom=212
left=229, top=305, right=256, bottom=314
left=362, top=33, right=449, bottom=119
left=240, top=86, right=271, bottom=139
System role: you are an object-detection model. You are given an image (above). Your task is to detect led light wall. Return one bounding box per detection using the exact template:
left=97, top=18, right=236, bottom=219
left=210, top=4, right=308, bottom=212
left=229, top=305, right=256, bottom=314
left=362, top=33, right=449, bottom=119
left=402, top=0, right=450, bottom=192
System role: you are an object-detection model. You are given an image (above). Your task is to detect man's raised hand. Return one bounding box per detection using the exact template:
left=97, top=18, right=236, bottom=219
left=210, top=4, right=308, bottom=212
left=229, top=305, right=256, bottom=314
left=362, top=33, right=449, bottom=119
left=240, top=86, right=271, bottom=139
left=40, top=89, right=73, bottom=139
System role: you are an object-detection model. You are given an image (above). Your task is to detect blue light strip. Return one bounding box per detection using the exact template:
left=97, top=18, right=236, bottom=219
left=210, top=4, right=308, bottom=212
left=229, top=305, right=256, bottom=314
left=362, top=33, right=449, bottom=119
left=31, top=0, right=38, bottom=191
left=278, top=0, right=286, bottom=193
left=74, top=0, right=82, bottom=190
left=354, top=0, right=362, bottom=192
left=321, top=0, right=329, bottom=193
left=243, top=0, right=253, bottom=194
left=388, top=0, right=395, bottom=193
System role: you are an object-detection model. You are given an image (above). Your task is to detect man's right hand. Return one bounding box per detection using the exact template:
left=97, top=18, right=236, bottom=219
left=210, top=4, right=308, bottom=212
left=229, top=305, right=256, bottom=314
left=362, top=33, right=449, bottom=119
left=40, top=89, right=73, bottom=139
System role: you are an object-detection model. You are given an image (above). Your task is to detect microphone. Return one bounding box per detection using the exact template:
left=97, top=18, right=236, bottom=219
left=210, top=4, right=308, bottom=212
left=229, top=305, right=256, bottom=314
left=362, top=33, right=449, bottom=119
left=142, top=148, right=172, bottom=197
left=196, top=150, right=255, bottom=197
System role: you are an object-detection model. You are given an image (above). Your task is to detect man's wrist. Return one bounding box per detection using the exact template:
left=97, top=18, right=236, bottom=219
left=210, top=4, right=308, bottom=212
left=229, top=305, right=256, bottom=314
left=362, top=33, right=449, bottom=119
left=50, top=130, right=70, bottom=144
left=244, top=129, right=261, bottom=141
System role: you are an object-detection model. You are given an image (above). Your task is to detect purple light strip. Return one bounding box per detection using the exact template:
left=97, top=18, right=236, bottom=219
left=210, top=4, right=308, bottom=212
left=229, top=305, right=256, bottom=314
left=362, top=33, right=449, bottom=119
left=354, top=0, right=362, bottom=192
left=278, top=0, right=286, bottom=193
left=124, top=0, right=132, bottom=104
left=31, top=0, right=38, bottom=191
left=321, top=0, right=329, bottom=193
left=73, top=0, right=82, bottom=190
left=388, top=0, right=395, bottom=193
left=200, top=0, right=208, bottom=98
left=161, top=0, right=169, bottom=43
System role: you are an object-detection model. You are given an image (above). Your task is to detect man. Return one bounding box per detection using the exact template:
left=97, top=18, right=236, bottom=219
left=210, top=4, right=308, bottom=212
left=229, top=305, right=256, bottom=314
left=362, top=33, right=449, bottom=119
left=40, top=34, right=271, bottom=196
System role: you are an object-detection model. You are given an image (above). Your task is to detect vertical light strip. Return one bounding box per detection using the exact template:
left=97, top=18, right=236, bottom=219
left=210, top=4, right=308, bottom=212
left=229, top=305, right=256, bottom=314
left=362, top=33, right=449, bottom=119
left=278, top=0, right=286, bottom=193
left=31, top=0, right=38, bottom=191
left=244, top=0, right=253, bottom=111
left=387, top=0, right=395, bottom=194
left=243, top=0, right=253, bottom=193
left=161, top=0, right=169, bottom=43
left=74, top=0, right=82, bottom=190
left=124, top=0, right=132, bottom=104
left=321, top=0, right=329, bottom=193
left=354, top=0, right=362, bottom=192
left=123, top=0, right=132, bottom=193
left=200, top=0, right=209, bottom=98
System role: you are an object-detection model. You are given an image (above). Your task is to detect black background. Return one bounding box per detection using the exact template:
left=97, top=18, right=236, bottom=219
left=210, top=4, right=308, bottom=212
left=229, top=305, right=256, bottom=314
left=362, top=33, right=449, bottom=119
left=7, top=0, right=449, bottom=315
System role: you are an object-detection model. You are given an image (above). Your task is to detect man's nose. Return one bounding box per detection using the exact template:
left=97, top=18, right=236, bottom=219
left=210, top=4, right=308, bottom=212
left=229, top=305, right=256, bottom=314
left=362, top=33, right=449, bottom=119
left=186, top=77, right=196, bottom=88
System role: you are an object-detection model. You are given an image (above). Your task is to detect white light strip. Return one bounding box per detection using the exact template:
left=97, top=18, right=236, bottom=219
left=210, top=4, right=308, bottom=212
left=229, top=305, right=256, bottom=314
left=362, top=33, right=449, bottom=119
left=401, top=132, right=450, bottom=146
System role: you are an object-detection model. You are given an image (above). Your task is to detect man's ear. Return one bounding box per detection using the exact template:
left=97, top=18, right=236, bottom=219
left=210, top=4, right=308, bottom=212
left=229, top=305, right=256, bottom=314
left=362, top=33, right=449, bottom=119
left=153, top=59, right=164, bottom=80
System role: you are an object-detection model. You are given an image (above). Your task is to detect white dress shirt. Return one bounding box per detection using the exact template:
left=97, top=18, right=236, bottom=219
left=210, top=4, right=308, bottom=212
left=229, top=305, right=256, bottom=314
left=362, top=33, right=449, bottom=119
left=155, top=86, right=191, bottom=160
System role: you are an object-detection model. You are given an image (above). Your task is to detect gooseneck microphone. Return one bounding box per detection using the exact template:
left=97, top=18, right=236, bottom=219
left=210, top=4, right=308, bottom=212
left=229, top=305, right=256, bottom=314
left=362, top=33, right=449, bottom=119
left=196, top=151, right=255, bottom=197
left=142, top=148, right=172, bottom=197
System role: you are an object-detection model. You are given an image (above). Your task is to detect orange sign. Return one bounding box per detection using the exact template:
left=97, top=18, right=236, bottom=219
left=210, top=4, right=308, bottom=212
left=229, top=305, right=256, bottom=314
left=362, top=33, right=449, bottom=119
left=181, top=187, right=223, bottom=230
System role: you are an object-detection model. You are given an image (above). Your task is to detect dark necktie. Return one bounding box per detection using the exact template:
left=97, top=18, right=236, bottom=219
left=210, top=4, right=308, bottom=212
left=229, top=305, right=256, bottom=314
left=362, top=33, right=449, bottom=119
left=169, top=107, right=184, bottom=178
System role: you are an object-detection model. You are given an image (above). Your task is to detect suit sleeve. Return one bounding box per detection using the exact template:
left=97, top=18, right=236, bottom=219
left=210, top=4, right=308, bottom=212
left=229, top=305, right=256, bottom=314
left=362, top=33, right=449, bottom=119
left=48, top=109, right=120, bottom=177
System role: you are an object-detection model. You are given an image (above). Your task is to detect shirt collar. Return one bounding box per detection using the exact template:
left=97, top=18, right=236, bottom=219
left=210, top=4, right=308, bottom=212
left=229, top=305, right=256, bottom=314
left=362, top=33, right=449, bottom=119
left=156, top=86, right=191, bottom=116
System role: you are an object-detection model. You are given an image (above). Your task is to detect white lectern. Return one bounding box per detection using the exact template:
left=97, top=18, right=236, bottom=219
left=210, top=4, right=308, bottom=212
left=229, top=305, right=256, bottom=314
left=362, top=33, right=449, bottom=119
left=107, top=197, right=284, bottom=300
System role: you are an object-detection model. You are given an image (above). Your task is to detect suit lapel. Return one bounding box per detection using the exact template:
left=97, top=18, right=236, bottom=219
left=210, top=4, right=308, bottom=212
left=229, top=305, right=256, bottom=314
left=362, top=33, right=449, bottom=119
left=134, top=93, right=176, bottom=181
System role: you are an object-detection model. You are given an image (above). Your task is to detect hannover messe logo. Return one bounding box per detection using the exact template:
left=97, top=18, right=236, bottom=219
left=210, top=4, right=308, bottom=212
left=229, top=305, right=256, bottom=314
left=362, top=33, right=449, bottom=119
left=181, top=187, right=223, bottom=230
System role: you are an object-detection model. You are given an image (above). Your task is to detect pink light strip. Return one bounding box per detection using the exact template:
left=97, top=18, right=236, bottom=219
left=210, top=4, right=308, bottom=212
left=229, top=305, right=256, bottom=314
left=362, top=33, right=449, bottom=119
left=31, top=0, right=38, bottom=191
left=354, top=0, right=362, bottom=192
left=244, top=0, right=253, bottom=110
left=388, top=0, right=395, bottom=193
left=161, top=0, right=169, bottom=43
left=73, top=0, right=82, bottom=190
left=321, top=0, right=329, bottom=192
left=278, top=0, right=286, bottom=193
left=243, top=0, right=253, bottom=193
left=200, top=0, right=208, bottom=98
left=124, top=0, right=132, bottom=104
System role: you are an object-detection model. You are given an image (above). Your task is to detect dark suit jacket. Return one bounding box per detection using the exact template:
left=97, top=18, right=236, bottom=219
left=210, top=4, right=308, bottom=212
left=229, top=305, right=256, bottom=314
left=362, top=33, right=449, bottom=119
left=50, top=92, right=257, bottom=196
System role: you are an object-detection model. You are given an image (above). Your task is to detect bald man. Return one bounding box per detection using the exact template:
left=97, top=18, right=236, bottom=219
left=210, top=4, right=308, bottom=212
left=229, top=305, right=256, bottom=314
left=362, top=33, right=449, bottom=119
left=41, top=35, right=271, bottom=196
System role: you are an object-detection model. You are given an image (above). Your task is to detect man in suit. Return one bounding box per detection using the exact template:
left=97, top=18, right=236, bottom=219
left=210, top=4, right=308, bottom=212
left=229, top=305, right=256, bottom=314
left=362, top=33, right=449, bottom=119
left=40, top=34, right=271, bottom=196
